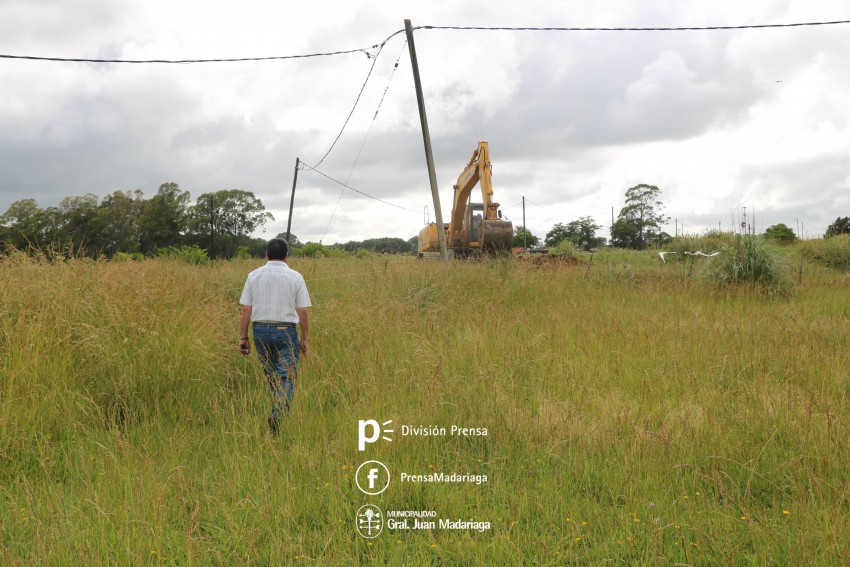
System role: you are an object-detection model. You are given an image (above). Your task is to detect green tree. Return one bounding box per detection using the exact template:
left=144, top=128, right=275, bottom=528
left=187, top=189, right=274, bottom=259
left=512, top=225, right=540, bottom=248
left=96, top=190, right=145, bottom=256
left=763, top=223, right=797, bottom=244
left=545, top=223, right=569, bottom=248
left=339, top=237, right=414, bottom=254
left=246, top=237, right=270, bottom=257
left=545, top=217, right=604, bottom=250
left=825, top=217, right=850, bottom=238
left=139, top=182, right=191, bottom=254
left=275, top=232, right=303, bottom=248
left=611, top=184, right=668, bottom=249
left=57, top=194, right=100, bottom=255
left=1, top=199, right=50, bottom=250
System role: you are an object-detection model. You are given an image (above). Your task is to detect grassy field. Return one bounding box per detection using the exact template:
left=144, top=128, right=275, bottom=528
left=1, top=249, right=849, bottom=565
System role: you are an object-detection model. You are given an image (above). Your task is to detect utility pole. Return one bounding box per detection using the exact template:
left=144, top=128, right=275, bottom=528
left=405, top=19, right=448, bottom=261
left=286, top=157, right=299, bottom=244
left=209, top=194, right=216, bottom=260
left=522, top=196, right=526, bottom=250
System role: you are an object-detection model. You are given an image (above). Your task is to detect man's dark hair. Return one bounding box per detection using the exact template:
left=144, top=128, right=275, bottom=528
left=267, top=238, right=289, bottom=260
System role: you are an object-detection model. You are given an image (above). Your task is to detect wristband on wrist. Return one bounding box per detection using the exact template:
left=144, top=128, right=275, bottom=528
left=240, top=337, right=249, bottom=341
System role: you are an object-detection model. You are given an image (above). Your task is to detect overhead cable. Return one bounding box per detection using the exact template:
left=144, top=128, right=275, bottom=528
left=312, top=43, right=384, bottom=169
left=300, top=161, right=420, bottom=214
left=420, top=20, right=850, bottom=32
left=319, top=40, right=409, bottom=242
left=0, top=30, right=406, bottom=64
left=3, top=20, right=849, bottom=65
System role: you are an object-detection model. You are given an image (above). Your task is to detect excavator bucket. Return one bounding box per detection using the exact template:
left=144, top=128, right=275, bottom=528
left=479, top=219, right=513, bottom=253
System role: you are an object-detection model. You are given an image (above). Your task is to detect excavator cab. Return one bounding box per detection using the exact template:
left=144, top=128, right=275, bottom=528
left=469, top=203, right=484, bottom=247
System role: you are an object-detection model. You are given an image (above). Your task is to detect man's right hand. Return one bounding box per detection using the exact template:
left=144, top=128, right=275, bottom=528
left=300, top=338, right=308, bottom=356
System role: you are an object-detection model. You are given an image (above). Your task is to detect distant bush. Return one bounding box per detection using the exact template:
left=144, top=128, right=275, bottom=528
left=296, top=243, right=327, bottom=258
left=156, top=245, right=210, bottom=265
left=323, top=246, right=349, bottom=259
left=549, top=240, right=577, bottom=257
left=799, top=234, right=850, bottom=271
left=763, top=223, right=797, bottom=244
left=292, top=243, right=349, bottom=258
left=355, top=248, right=375, bottom=259
left=701, top=235, right=791, bottom=295
left=235, top=246, right=251, bottom=260
left=111, top=252, right=144, bottom=262
left=663, top=231, right=735, bottom=261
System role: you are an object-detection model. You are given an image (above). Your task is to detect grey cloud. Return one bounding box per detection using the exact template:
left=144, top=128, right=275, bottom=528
left=493, top=32, right=758, bottom=151
left=3, top=0, right=849, bottom=245
left=0, top=0, right=142, bottom=53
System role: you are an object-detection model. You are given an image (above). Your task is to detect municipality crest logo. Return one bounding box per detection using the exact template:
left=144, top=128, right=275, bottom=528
left=356, top=504, right=383, bottom=538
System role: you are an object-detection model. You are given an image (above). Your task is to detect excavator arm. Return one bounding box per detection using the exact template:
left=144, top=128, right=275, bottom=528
left=418, top=140, right=512, bottom=256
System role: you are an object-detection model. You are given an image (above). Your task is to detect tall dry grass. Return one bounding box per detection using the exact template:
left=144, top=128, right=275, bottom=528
left=1, top=252, right=848, bottom=564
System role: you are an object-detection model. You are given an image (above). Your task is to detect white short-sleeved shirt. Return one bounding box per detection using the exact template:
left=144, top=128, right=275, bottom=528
left=239, top=260, right=311, bottom=324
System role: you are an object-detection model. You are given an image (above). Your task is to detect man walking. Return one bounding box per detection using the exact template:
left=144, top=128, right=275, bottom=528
left=239, top=238, right=311, bottom=433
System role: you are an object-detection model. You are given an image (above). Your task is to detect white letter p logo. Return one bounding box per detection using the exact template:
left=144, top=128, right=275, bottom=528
left=358, top=419, right=393, bottom=451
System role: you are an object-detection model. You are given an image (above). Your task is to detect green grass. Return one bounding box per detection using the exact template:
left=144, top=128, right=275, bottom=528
left=1, top=252, right=849, bottom=564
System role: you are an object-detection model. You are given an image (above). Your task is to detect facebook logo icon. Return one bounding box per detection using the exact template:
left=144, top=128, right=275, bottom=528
left=367, top=467, right=380, bottom=489
left=355, top=460, right=390, bottom=495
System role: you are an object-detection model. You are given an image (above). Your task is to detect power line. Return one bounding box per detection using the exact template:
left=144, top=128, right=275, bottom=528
left=421, top=20, right=850, bottom=32
left=371, top=40, right=408, bottom=121
left=3, top=19, right=848, bottom=65
left=320, top=40, right=409, bottom=241
left=0, top=49, right=368, bottom=64
left=299, top=161, right=420, bottom=214
left=0, top=29, right=407, bottom=64
left=312, top=44, right=384, bottom=169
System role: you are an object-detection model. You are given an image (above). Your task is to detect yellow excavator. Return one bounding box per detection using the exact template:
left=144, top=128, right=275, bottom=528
left=417, top=140, right=513, bottom=258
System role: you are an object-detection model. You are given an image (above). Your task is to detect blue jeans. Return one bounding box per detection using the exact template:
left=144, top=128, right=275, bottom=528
left=252, top=324, right=299, bottom=418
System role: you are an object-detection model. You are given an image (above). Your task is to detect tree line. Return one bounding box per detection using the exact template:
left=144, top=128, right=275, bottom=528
left=517, top=183, right=670, bottom=251
left=517, top=183, right=850, bottom=251
left=0, top=183, right=274, bottom=259
left=5, top=181, right=845, bottom=259
left=0, top=182, right=672, bottom=258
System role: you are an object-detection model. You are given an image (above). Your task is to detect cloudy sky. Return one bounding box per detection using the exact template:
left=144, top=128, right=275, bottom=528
left=1, top=0, right=849, bottom=243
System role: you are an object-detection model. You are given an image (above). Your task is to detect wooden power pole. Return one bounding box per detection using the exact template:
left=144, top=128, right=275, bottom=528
left=405, top=19, right=448, bottom=261
left=286, top=157, right=299, bottom=244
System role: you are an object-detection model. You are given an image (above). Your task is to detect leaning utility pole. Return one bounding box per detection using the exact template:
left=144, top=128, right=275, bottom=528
left=209, top=193, right=216, bottom=260
left=522, top=196, right=526, bottom=249
left=405, top=19, right=448, bottom=261
left=286, top=157, right=299, bottom=244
